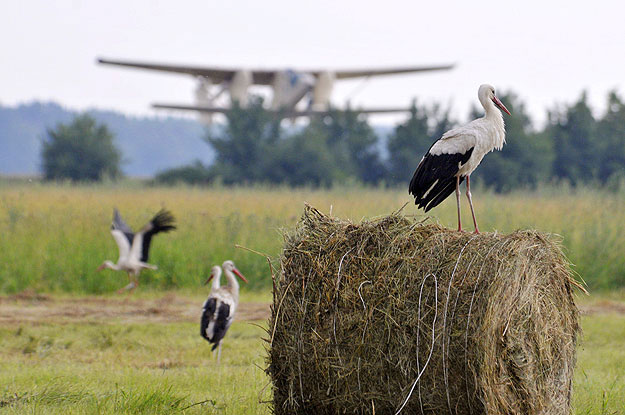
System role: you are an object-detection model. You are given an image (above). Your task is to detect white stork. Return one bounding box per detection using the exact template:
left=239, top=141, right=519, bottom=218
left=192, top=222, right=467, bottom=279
left=97, top=208, right=176, bottom=293
left=409, top=84, right=511, bottom=233
left=200, top=260, right=248, bottom=363
left=206, top=265, right=222, bottom=291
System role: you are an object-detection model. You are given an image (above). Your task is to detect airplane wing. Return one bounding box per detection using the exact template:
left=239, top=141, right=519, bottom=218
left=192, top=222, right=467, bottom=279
left=152, top=103, right=412, bottom=118
left=330, top=64, right=455, bottom=79
left=97, top=58, right=276, bottom=84
left=98, top=57, right=454, bottom=84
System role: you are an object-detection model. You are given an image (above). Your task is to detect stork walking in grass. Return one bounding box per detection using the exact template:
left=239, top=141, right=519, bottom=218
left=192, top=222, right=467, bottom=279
left=97, top=208, right=176, bottom=293
left=200, top=260, right=248, bottom=363
left=409, top=84, right=511, bottom=233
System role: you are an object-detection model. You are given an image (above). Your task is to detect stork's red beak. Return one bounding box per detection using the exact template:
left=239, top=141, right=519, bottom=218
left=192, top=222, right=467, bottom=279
left=96, top=264, right=106, bottom=272
left=492, top=96, right=511, bottom=115
left=204, top=272, right=215, bottom=285
left=233, top=267, right=248, bottom=283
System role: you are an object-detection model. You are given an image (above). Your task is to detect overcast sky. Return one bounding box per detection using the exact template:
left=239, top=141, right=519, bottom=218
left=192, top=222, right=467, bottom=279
left=3, top=0, right=625, bottom=126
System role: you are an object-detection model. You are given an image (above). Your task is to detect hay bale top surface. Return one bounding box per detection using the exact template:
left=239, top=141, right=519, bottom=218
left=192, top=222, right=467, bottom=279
left=269, top=205, right=581, bottom=415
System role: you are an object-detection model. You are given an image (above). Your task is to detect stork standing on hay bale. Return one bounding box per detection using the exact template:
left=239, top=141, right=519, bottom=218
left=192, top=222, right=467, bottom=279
left=200, top=260, right=248, bottom=363
left=409, top=84, right=511, bottom=233
left=97, top=208, right=176, bottom=293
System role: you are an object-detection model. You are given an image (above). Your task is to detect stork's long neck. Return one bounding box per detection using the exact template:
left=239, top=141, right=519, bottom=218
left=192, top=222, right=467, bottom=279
left=482, top=99, right=506, bottom=150
left=105, top=260, right=122, bottom=271
left=482, top=97, right=499, bottom=118
left=211, top=269, right=222, bottom=291
left=224, top=269, right=240, bottom=301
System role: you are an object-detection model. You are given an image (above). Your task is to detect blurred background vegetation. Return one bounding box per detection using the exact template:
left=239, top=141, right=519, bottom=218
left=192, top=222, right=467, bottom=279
left=150, top=90, right=625, bottom=191
left=1, top=89, right=624, bottom=294
left=2, top=89, right=625, bottom=191
left=0, top=184, right=622, bottom=293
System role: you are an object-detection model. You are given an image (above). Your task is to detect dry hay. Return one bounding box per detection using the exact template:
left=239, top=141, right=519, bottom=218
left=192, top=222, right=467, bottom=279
left=268, top=205, right=582, bottom=415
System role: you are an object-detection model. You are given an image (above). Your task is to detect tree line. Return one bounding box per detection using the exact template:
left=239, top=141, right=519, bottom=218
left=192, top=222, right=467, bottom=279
left=42, top=90, right=625, bottom=191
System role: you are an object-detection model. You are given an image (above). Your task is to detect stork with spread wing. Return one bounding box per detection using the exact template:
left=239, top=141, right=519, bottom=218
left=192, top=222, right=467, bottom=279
left=97, top=208, right=176, bottom=293
left=97, top=57, right=454, bottom=124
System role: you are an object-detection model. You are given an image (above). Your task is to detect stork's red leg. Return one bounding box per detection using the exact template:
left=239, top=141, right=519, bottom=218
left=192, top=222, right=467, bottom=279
left=466, top=175, right=480, bottom=234
left=117, top=272, right=132, bottom=294
left=130, top=275, right=139, bottom=293
left=117, top=272, right=137, bottom=294
left=455, top=175, right=462, bottom=232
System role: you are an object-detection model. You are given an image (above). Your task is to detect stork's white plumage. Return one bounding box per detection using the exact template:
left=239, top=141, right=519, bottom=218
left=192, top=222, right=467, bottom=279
left=207, top=265, right=222, bottom=291
left=97, top=208, right=176, bottom=292
left=409, top=84, right=511, bottom=233
left=200, top=260, right=248, bottom=363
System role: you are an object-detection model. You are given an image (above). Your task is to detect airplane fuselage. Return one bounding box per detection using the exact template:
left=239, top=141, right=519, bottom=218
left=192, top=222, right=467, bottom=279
left=227, top=69, right=332, bottom=111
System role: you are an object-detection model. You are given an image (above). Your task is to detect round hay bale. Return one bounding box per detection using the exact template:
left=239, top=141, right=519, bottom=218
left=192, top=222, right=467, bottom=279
left=268, top=205, right=581, bottom=415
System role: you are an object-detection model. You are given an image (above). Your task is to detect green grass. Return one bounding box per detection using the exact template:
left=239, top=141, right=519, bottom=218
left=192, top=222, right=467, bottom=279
left=573, top=314, right=625, bottom=414
left=0, top=182, right=622, bottom=412
left=0, top=320, right=271, bottom=414
left=0, top=183, right=623, bottom=293
left=0, top=308, right=623, bottom=414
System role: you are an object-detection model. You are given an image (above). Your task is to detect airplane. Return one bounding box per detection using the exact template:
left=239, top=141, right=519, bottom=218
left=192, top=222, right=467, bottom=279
left=97, top=57, right=454, bottom=124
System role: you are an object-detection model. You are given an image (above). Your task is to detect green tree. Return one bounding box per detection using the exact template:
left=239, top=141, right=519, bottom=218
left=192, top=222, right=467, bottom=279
left=309, top=108, right=386, bottom=184
left=206, top=97, right=281, bottom=184
left=154, top=160, right=214, bottom=185
left=265, top=128, right=340, bottom=187
left=596, top=91, right=625, bottom=184
left=549, top=92, right=597, bottom=185
left=386, top=100, right=454, bottom=184
left=41, top=114, right=122, bottom=181
left=475, top=92, right=554, bottom=191
left=205, top=97, right=382, bottom=186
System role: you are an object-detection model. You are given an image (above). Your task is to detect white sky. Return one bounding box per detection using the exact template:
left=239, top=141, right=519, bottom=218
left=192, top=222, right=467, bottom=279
left=3, top=0, right=625, bottom=127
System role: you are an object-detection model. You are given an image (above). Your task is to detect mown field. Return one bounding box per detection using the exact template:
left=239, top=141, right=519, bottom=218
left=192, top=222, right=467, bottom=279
left=0, top=182, right=623, bottom=292
left=0, top=292, right=624, bottom=414
left=0, top=297, right=271, bottom=414
left=1, top=183, right=624, bottom=414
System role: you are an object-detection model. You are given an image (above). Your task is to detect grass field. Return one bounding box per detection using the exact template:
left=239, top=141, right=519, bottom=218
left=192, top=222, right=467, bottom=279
left=0, top=183, right=624, bottom=413
left=0, top=309, right=270, bottom=414
left=0, top=182, right=623, bottom=293
left=0, top=292, right=624, bottom=414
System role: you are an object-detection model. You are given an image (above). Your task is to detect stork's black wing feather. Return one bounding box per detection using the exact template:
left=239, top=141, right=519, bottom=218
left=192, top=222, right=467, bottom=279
left=140, top=209, right=176, bottom=262
left=423, top=177, right=458, bottom=212
left=210, top=303, right=232, bottom=351
left=112, top=208, right=134, bottom=245
left=409, top=147, right=474, bottom=212
left=200, top=297, right=217, bottom=342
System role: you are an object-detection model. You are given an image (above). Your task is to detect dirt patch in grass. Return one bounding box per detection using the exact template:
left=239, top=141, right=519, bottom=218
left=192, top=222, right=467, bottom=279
left=0, top=289, right=51, bottom=303
left=0, top=293, right=270, bottom=325
left=0, top=291, right=619, bottom=327
left=580, top=300, right=625, bottom=315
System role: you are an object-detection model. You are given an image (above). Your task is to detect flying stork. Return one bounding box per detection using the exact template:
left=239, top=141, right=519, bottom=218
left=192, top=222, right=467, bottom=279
left=97, top=208, right=176, bottom=292
left=200, top=260, right=248, bottom=363
left=409, top=84, right=511, bottom=233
